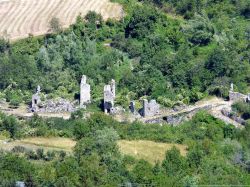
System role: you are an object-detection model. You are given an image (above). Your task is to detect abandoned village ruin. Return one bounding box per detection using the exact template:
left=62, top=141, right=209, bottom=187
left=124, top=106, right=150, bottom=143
left=29, top=78, right=250, bottom=126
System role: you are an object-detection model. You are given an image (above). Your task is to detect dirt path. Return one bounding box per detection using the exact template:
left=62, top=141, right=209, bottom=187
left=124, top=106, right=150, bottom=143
left=141, top=97, right=243, bottom=128
left=0, top=97, right=243, bottom=127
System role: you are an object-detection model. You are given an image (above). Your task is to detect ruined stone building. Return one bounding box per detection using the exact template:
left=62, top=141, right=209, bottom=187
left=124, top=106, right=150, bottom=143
left=142, top=99, right=160, bottom=117
left=129, top=101, right=136, bottom=114
left=229, top=83, right=248, bottom=102
left=80, top=75, right=91, bottom=107
left=31, top=85, right=41, bottom=112
left=229, top=91, right=248, bottom=102
left=104, top=79, right=116, bottom=113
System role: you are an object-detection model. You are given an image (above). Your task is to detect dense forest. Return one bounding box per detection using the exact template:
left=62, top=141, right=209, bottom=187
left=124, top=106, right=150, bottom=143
left=0, top=0, right=250, bottom=186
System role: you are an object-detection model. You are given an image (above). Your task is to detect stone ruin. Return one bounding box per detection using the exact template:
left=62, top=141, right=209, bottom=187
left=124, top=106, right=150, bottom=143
left=141, top=99, right=160, bottom=117
left=229, top=83, right=248, bottom=103
left=31, top=85, right=41, bottom=112
left=218, top=83, right=250, bottom=126
left=30, top=78, right=161, bottom=117
left=130, top=99, right=160, bottom=118
left=80, top=75, right=91, bottom=108
left=38, top=98, right=75, bottom=113
left=229, top=91, right=248, bottom=102
left=29, top=79, right=161, bottom=117
left=221, top=108, right=246, bottom=125
left=103, top=79, right=116, bottom=113
left=30, top=85, right=75, bottom=113
left=129, top=101, right=136, bottom=114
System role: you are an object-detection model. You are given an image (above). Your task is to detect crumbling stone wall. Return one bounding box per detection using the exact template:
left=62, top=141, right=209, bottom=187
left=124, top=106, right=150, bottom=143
left=30, top=85, right=75, bottom=113
left=31, top=86, right=41, bottom=112
left=80, top=75, right=91, bottom=107
left=39, top=99, right=76, bottom=113
left=229, top=83, right=248, bottom=102
left=221, top=108, right=246, bottom=125
left=104, top=79, right=116, bottom=113
left=142, top=99, right=160, bottom=117
left=229, top=91, right=247, bottom=102
left=30, top=98, right=76, bottom=113
left=129, top=101, right=136, bottom=114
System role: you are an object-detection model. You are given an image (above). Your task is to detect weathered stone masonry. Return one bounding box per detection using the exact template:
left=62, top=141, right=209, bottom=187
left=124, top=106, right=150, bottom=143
left=104, top=79, right=116, bottom=113
left=142, top=99, right=160, bottom=117
left=31, top=85, right=41, bottom=112
left=80, top=75, right=91, bottom=107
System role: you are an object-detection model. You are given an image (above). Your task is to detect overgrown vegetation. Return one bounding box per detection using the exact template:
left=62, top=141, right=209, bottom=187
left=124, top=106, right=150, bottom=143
left=233, top=101, right=250, bottom=120
left=0, top=111, right=250, bottom=185
left=0, top=0, right=250, bottom=185
left=0, top=0, right=249, bottom=107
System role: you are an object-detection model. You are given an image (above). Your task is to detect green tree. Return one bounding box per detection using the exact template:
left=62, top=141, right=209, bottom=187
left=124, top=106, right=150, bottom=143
left=183, top=13, right=214, bottom=45
left=55, top=157, right=80, bottom=186
left=125, top=6, right=159, bottom=39
left=131, top=159, right=154, bottom=185
left=162, top=146, right=187, bottom=176
left=49, top=17, right=62, bottom=33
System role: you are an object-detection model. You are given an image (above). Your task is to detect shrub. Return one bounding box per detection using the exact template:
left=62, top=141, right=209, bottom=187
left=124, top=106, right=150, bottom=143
left=45, top=150, right=56, bottom=161
left=232, top=101, right=250, bottom=120
left=11, top=146, right=27, bottom=153
left=25, top=150, right=37, bottom=160
left=36, top=148, right=45, bottom=160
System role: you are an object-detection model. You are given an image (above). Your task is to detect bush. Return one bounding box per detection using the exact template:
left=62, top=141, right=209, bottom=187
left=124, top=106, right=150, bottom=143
left=232, top=102, right=250, bottom=120
left=36, top=148, right=45, bottom=160
left=9, top=96, right=22, bottom=108
left=25, top=150, right=37, bottom=160
left=45, top=150, right=56, bottom=161
left=11, top=146, right=27, bottom=153
left=59, top=151, right=67, bottom=161
left=0, top=113, right=20, bottom=139
left=0, top=130, right=10, bottom=139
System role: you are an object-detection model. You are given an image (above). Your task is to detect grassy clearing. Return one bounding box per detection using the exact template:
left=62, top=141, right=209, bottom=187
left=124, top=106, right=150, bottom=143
left=0, top=137, right=76, bottom=152
left=117, top=140, right=187, bottom=164
left=19, top=137, right=76, bottom=151
left=1, top=137, right=187, bottom=165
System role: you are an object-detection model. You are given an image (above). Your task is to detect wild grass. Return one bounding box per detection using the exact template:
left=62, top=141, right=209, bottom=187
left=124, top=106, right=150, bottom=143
left=117, top=140, right=187, bottom=164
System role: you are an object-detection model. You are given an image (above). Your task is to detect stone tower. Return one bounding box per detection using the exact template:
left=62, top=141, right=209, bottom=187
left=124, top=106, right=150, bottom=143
left=31, top=85, right=41, bottom=112
left=80, top=75, right=91, bottom=107
left=103, top=79, right=116, bottom=113
left=142, top=99, right=160, bottom=117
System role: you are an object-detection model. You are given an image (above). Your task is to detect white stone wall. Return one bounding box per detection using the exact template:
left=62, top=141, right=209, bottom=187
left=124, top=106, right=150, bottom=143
left=80, top=75, right=91, bottom=107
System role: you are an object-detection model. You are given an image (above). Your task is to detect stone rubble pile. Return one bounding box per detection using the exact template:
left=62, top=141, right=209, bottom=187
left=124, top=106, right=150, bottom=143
left=221, top=108, right=246, bottom=125
left=110, top=106, right=125, bottom=115
left=30, top=98, right=76, bottom=113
